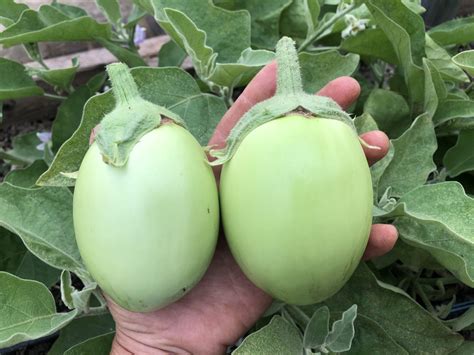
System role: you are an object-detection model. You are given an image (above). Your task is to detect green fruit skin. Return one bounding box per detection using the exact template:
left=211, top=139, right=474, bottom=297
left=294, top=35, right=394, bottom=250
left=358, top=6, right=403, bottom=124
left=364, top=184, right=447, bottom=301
left=73, top=124, right=219, bottom=312
left=220, top=115, right=372, bottom=305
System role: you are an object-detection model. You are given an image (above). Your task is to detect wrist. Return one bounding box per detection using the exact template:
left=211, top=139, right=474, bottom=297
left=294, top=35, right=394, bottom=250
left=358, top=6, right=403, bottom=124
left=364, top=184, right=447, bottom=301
left=111, top=331, right=192, bottom=355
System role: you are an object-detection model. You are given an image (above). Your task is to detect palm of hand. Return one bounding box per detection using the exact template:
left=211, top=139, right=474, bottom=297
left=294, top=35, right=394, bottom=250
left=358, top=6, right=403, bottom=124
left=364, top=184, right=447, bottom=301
left=109, top=63, right=398, bottom=355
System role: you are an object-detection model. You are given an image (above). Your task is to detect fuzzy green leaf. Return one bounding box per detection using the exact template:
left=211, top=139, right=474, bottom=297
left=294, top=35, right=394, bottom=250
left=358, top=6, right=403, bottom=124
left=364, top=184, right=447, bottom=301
left=303, top=306, right=330, bottom=348
left=0, top=132, right=44, bottom=166
left=0, top=228, right=60, bottom=287
left=365, top=0, right=425, bottom=107
left=393, top=182, right=474, bottom=287
left=0, top=183, right=85, bottom=275
left=214, top=0, right=292, bottom=49
left=158, top=39, right=187, bottom=67
left=443, top=129, right=474, bottom=177
left=433, top=99, right=474, bottom=127
left=0, top=272, right=78, bottom=348
left=309, top=263, right=463, bottom=354
left=425, top=35, right=469, bottom=83
left=95, top=0, right=122, bottom=25
left=29, top=58, right=79, bottom=92
left=428, top=16, right=474, bottom=46
left=48, top=314, right=115, bottom=355
left=153, top=0, right=251, bottom=63
left=378, top=114, right=437, bottom=197
left=0, top=58, right=43, bottom=100
left=233, top=316, right=302, bottom=354
left=4, top=160, right=48, bottom=188
left=63, top=332, right=114, bottom=355
left=452, top=50, right=474, bottom=77
left=341, top=28, right=398, bottom=65
left=0, top=0, right=28, bottom=27
left=299, top=51, right=360, bottom=93
left=0, top=5, right=112, bottom=46
left=363, top=89, right=410, bottom=138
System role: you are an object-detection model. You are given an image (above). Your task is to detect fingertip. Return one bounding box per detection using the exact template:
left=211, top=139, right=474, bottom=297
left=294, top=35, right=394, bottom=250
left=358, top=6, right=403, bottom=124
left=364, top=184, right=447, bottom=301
left=317, top=76, right=361, bottom=110
left=360, top=130, right=390, bottom=166
left=363, top=224, right=398, bottom=260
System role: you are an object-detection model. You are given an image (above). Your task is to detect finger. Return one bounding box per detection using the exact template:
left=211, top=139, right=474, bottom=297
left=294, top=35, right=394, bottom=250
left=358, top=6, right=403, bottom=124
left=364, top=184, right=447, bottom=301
left=363, top=224, right=398, bottom=260
left=360, top=131, right=390, bottom=166
left=316, top=76, right=361, bottom=110
left=208, top=61, right=277, bottom=149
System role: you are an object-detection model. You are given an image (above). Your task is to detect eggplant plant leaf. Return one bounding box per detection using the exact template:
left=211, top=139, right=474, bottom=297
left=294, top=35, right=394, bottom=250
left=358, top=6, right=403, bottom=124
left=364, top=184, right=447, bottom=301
left=233, top=315, right=302, bottom=354
left=0, top=5, right=112, bottom=46
left=428, top=16, right=474, bottom=46
left=0, top=272, right=78, bottom=348
left=0, top=184, right=86, bottom=277
left=443, top=129, right=474, bottom=177
left=378, top=114, right=437, bottom=197
left=392, top=182, right=474, bottom=287
left=0, top=58, right=43, bottom=100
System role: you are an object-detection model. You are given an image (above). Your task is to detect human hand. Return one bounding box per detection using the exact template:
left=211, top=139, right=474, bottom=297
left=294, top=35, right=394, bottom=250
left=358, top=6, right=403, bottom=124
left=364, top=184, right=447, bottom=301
left=108, top=62, right=398, bottom=354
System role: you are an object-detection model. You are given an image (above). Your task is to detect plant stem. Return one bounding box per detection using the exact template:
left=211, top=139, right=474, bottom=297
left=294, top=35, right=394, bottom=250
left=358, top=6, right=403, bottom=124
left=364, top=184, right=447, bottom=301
left=415, top=283, right=436, bottom=313
left=276, top=37, right=303, bottom=96
left=76, top=304, right=109, bottom=318
left=106, top=63, right=140, bottom=106
left=285, top=304, right=311, bottom=330
left=418, top=276, right=459, bottom=285
left=43, top=93, right=67, bottom=100
left=36, top=56, right=49, bottom=70
left=298, top=3, right=355, bottom=53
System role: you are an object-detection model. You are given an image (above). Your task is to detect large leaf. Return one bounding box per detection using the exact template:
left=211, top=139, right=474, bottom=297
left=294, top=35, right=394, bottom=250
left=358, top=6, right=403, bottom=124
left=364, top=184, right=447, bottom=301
left=363, top=89, right=410, bottom=138
left=452, top=50, right=474, bottom=77
left=425, top=35, right=469, bottom=83
left=214, top=0, right=292, bottom=49
left=0, top=5, right=112, bottom=46
left=233, top=316, right=302, bottom=354
left=96, top=37, right=148, bottom=68
left=153, top=0, right=251, bottom=63
left=0, top=132, right=44, bottom=166
left=0, top=183, right=85, bottom=276
left=0, top=58, right=43, bottom=100
left=393, top=182, right=474, bottom=287
left=428, top=16, right=474, bottom=46
left=158, top=39, right=187, bottom=67
left=28, top=59, right=79, bottom=93
left=0, top=227, right=60, bottom=287
left=95, top=0, right=122, bottom=26
left=0, top=0, right=28, bottom=27
left=63, top=332, right=114, bottom=355
left=309, top=263, right=463, bottom=354
left=211, top=48, right=275, bottom=88
left=341, top=29, right=397, bottom=65
left=49, top=314, right=114, bottom=355
left=0, top=272, right=78, bottom=348
left=299, top=51, right=360, bottom=93
left=37, top=67, right=226, bottom=187
left=161, top=8, right=272, bottom=89
left=279, top=0, right=310, bottom=43
left=443, top=130, right=474, bottom=177
left=433, top=99, right=474, bottom=127
left=365, top=0, right=425, bottom=108
left=5, top=160, right=48, bottom=190
left=378, top=114, right=437, bottom=197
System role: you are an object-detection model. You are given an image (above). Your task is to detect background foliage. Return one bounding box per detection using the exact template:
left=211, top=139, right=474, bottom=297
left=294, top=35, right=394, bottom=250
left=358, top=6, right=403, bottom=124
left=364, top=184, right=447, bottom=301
left=0, top=0, right=473, bottom=353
